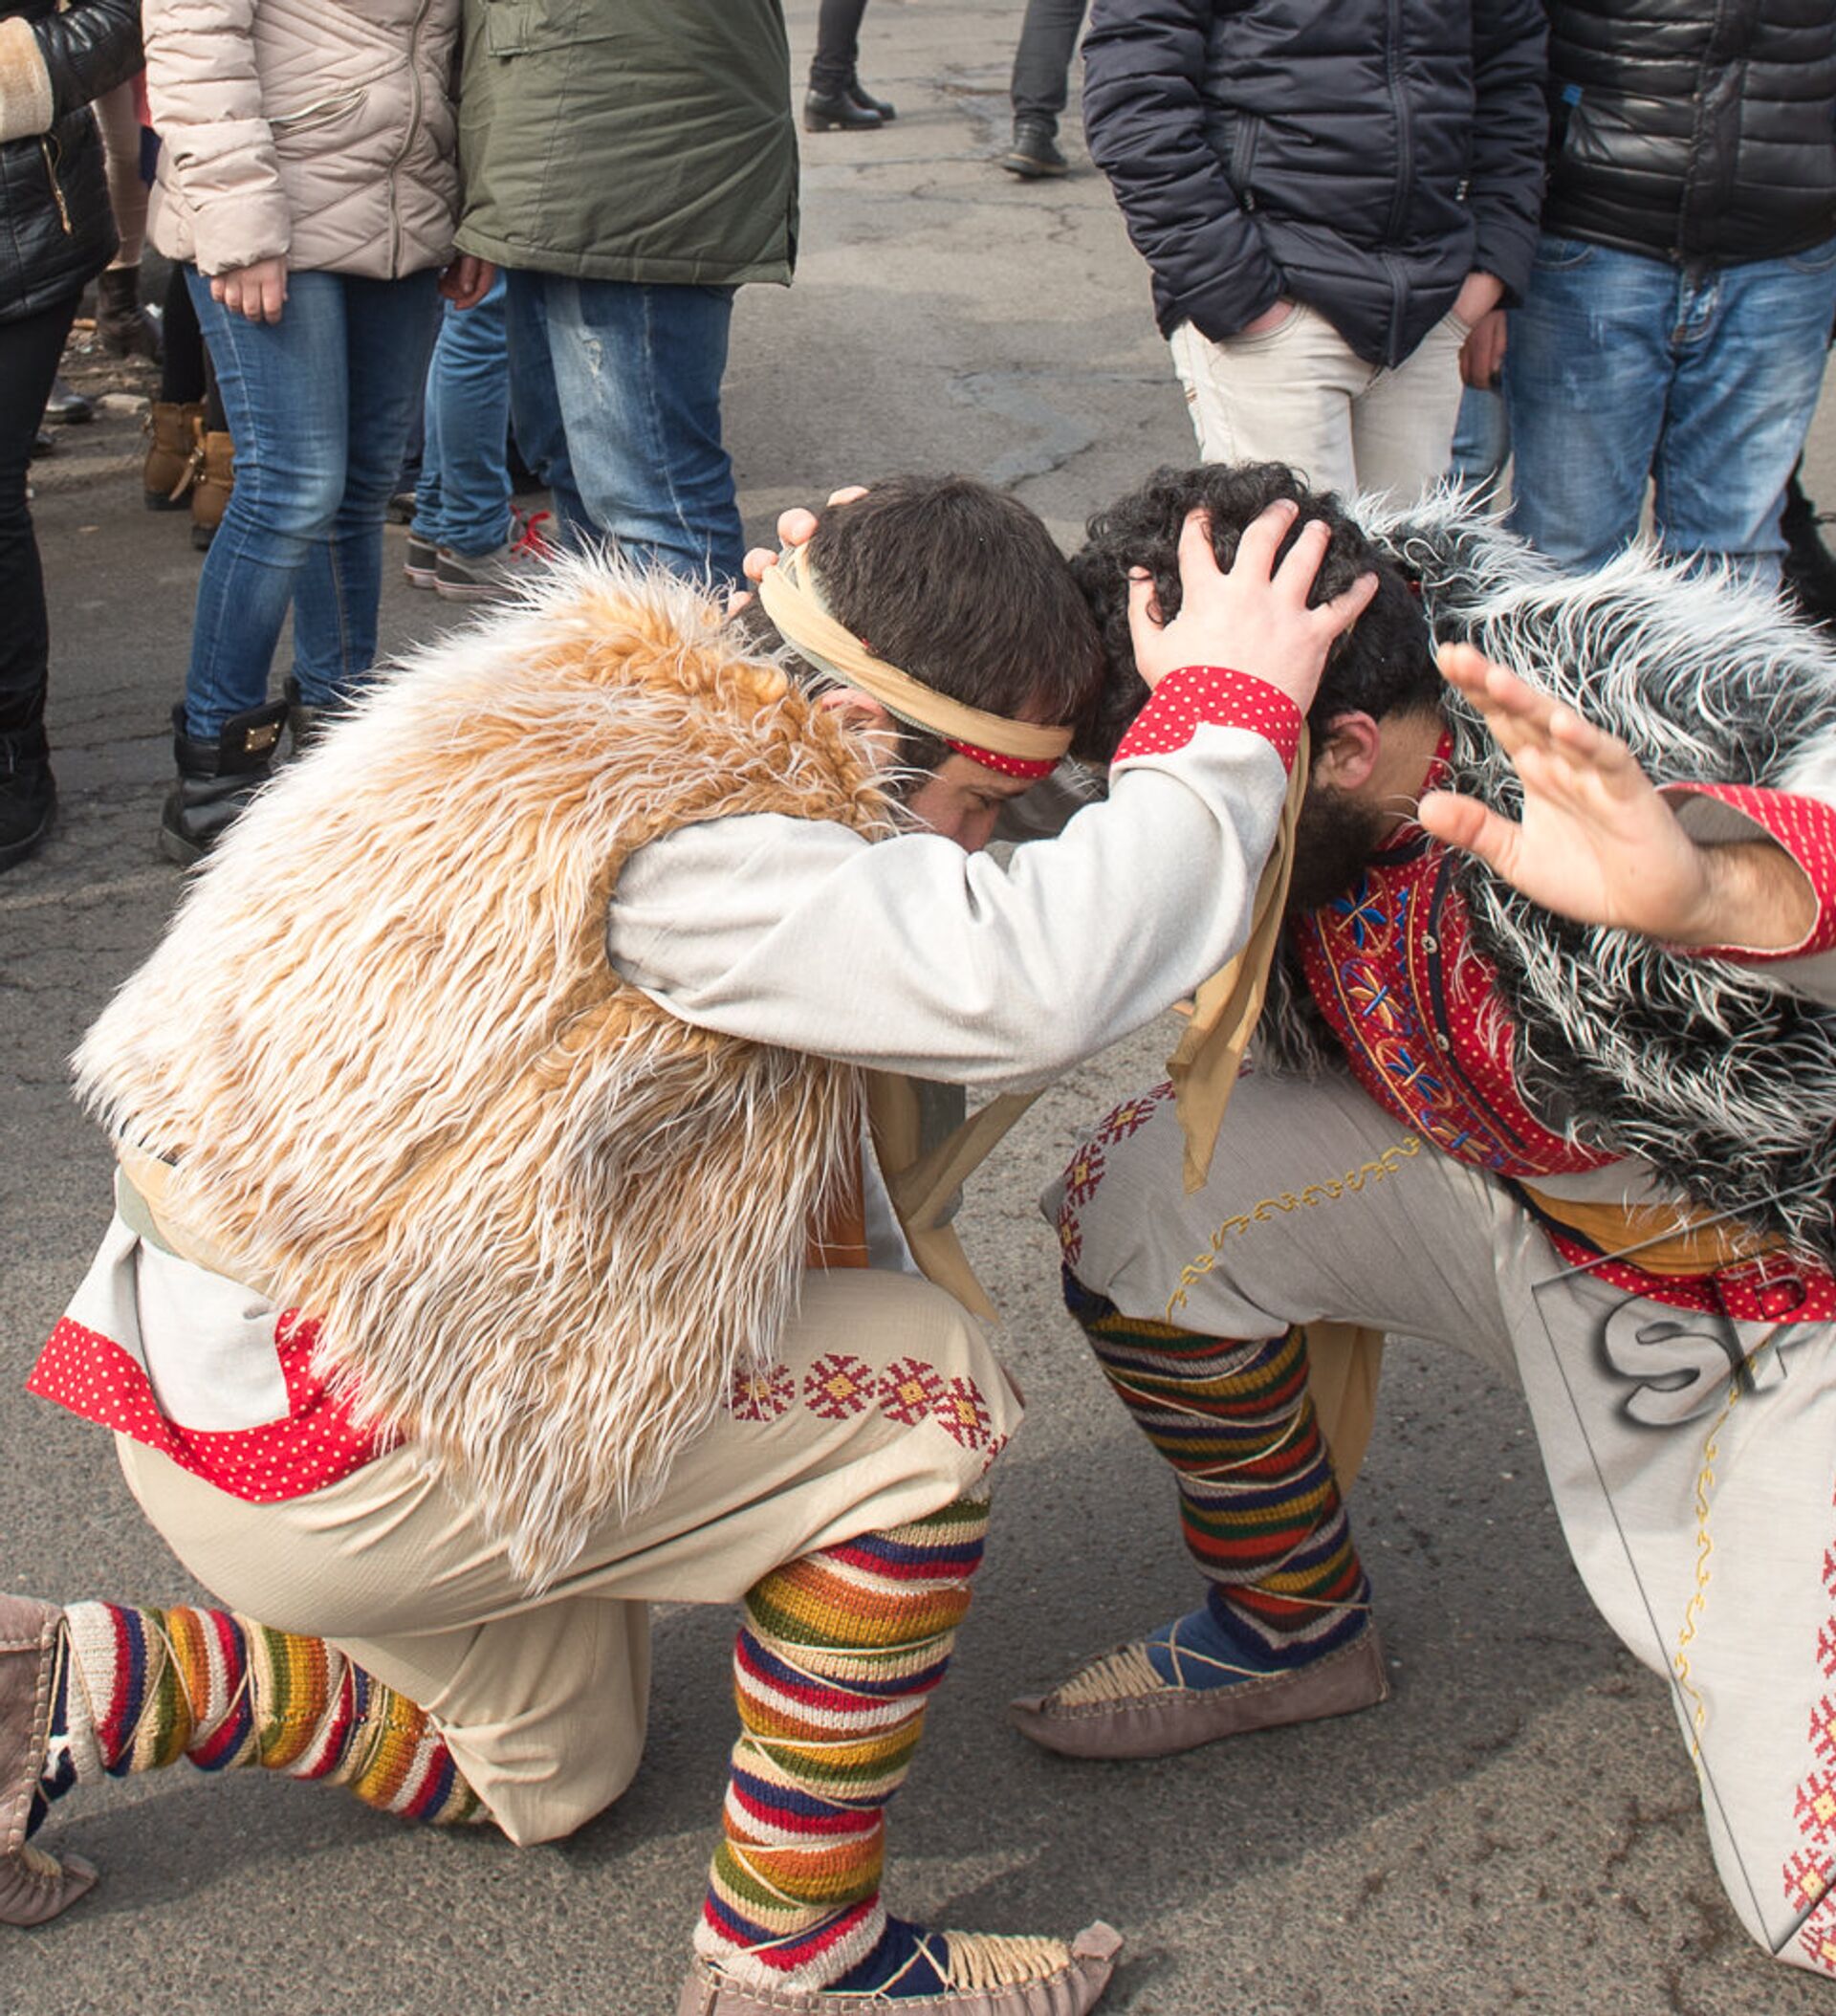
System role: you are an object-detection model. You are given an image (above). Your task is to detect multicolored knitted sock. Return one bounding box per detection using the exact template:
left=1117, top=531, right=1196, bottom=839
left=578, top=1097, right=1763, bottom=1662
left=694, top=1495, right=990, bottom=1992
left=28, top=1602, right=482, bottom=1832
left=1064, top=1271, right=1369, bottom=1676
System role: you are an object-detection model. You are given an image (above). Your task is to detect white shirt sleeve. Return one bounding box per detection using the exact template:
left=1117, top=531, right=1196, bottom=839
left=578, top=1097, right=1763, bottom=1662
left=605, top=704, right=1294, bottom=1091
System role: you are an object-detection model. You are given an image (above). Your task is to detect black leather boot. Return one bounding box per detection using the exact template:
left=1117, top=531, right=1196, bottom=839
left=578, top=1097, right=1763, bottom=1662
left=1000, top=117, right=1070, bottom=179
left=846, top=73, right=896, bottom=121
left=96, top=266, right=164, bottom=363
left=803, top=86, right=883, bottom=132
left=282, top=674, right=347, bottom=756
left=160, top=698, right=288, bottom=866
left=0, top=727, right=56, bottom=873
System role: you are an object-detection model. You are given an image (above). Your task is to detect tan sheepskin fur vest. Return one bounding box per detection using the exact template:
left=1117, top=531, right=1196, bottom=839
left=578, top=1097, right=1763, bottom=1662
left=76, top=562, right=890, bottom=1588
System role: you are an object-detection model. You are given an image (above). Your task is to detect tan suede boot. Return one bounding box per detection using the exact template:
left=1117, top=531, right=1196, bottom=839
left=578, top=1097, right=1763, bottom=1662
left=0, top=1594, right=97, bottom=1927
left=190, top=428, right=235, bottom=551
left=142, top=401, right=205, bottom=511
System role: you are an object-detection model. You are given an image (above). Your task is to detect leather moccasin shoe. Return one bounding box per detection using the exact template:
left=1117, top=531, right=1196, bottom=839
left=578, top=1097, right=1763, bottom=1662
left=0, top=1593, right=98, bottom=1927
left=1011, top=1622, right=1389, bottom=1762
left=676, top=1922, right=1122, bottom=2015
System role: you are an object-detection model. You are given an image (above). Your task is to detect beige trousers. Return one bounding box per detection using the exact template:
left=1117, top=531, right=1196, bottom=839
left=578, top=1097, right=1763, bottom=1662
left=1169, top=301, right=1467, bottom=500
left=117, top=1269, right=1019, bottom=1847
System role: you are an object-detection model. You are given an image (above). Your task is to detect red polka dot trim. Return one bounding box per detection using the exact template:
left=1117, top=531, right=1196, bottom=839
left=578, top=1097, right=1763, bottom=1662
left=1114, top=666, right=1302, bottom=773
left=1541, top=1227, right=1836, bottom=1323
left=1657, top=783, right=1836, bottom=960
left=943, top=739, right=1059, bottom=779
left=28, top=1311, right=388, bottom=1502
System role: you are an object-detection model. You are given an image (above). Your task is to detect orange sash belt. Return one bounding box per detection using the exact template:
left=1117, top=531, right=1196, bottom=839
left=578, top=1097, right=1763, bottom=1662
left=1518, top=1182, right=1781, bottom=1278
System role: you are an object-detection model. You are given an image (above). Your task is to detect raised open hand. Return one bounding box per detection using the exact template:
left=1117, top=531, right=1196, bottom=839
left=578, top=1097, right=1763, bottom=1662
left=1419, top=644, right=1814, bottom=948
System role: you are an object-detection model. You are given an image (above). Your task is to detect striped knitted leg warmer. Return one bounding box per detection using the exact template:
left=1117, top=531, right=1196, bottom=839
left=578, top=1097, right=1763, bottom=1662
left=28, top=1602, right=482, bottom=1834
left=695, top=1495, right=1012, bottom=1995
left=1063, top=1271, right=1369, bottom=1683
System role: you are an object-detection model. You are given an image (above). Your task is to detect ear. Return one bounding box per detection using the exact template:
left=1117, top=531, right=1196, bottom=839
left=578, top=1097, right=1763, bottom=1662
left=1312, top=711, right=1382, bottom=792
left=814, top=689, right=894, bottom=734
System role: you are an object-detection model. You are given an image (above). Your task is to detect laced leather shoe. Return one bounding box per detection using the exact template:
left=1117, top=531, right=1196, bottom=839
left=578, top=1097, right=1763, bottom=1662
left=0, top=1594, right=97, bottom=1927
left=1010, top=1619, right=1389, bottom=1761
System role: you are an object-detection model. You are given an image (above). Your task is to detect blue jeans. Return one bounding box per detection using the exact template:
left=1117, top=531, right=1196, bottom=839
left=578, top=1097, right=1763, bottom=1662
left=185, top=268, right=441, bottom=734
left=1504, top=233, right=1836, bottom=586
left=504, top=271, right=744, bottom=585
left=1448, top=383, right=1510, bottom=502
left=413, top=270, right=512, bottom=559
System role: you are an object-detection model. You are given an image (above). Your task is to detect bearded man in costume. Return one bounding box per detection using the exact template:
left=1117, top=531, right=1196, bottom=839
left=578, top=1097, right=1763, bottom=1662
left=1018, top=459, right=1836, bottom=1982
left=2, top=473, right=1376, bottom=2014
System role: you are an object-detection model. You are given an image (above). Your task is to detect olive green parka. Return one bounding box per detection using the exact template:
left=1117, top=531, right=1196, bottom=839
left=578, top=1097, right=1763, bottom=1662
left=456, top=0, right=797, bottom=286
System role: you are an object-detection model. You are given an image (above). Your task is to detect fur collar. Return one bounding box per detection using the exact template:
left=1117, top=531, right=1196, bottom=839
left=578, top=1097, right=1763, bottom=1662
left=1261, top=493, right=1836, bottom=1261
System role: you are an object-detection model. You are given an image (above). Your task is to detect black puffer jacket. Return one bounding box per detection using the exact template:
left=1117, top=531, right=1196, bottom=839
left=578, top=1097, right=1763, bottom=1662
left=0, top=0, right=142, bottom=323
left=1082, top=0, right=1549, bottom=368
left=1542, top=0, right=1836, bottom=266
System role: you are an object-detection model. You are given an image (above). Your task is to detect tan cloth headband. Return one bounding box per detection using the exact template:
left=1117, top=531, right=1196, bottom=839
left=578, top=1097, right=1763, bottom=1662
left=755, top=541, right=1074, bottom=763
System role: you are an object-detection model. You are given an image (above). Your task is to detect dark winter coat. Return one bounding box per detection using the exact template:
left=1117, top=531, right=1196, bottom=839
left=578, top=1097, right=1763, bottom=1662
left=0, top=0, right=142, bottom=323
left=1541, top=0, right=1836, bottom=267
left=1082, top=0, right=1549, bottom=367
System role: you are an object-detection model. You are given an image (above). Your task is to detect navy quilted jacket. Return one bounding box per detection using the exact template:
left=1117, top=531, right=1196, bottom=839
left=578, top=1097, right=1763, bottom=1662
left=1082, top=0, right=1548, bottom=366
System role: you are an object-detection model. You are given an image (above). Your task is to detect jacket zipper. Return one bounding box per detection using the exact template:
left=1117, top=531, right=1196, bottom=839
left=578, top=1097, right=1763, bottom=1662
left=384, top=0, right=435, bottom=274
left=40, top=138, right=73, bottom=235
left=1382, top=0, right=1412, bottom=363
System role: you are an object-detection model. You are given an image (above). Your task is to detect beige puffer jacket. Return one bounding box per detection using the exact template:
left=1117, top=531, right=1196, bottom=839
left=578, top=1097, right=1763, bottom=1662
left=144, top=0, right=459, bottom=279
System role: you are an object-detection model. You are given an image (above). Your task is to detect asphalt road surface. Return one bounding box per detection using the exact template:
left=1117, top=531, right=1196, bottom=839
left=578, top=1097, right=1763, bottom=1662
left=7, top=4, right=1836, bottom=2010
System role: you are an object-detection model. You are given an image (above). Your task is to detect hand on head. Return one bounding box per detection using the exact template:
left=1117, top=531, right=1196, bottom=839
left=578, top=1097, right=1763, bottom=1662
left=1126, top=500, right=1378, bottom=705
left=728, top=487, right=871, bottom=615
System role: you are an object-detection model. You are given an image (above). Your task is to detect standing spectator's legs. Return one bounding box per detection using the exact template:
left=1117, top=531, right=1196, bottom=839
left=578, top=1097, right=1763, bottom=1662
left=1010, top=0, right=1088, bottom=126
left=411, top=272, right=512, bottom=563
left=1504, top=237, right=1672, bottom=572
left=809, top=0, right=870, bottom=96
left=535, top=275, right=746, bottom=585
left=1169, top=308, right=1362, bottom=494
left=0, top=294, right=81, bottom=867
left=1650, top=237, right=1836, bottom=591
left=1448, top=384, right=1511, bottom=501
left=93, top=79, right=161, bottom=362
left=504, top=271, right=589, bottom=546
left=1344, top=313, right=1465, bottom=501
left=289, top=270, right=441, bottom=711
left=183, top=267, right=356, bottom=737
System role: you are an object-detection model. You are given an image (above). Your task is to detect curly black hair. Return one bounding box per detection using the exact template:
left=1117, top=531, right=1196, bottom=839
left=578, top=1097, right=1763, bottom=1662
left=1071, top=462, right=1441, bottom=761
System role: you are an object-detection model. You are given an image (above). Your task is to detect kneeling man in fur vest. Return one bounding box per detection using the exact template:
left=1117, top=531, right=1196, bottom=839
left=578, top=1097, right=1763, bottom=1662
left=2, top=476, right=1375, bottom=2013
left=1026, top=461, right=1836, bottom=1983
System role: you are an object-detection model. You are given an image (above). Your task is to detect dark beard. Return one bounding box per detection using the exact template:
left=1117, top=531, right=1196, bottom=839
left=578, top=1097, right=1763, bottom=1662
left=1284, top=782, right=1391, bottom=915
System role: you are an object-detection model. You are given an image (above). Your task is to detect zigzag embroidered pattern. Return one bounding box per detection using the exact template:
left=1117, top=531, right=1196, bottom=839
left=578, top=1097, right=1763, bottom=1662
left=1161, top=1136, right=1424, bottom=1319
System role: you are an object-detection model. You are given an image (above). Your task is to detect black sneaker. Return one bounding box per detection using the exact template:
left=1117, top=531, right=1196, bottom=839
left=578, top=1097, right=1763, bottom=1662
left=0, top=729, right=56, bottom=872
left=1000, top=117, right=1069, bottom=179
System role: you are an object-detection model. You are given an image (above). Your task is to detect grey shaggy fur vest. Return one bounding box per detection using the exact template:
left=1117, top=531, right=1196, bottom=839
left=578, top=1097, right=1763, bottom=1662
left=1258, top=493, right=1836, bottom=1263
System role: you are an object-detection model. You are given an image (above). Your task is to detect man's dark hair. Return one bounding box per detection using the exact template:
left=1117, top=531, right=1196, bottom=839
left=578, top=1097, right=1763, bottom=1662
left=741, top=473, right=1113, bottom=770
left=1071, top=462, right=1440, bottom=760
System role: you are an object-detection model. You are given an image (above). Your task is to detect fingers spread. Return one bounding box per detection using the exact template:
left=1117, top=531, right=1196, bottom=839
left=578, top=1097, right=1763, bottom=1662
left=776, top=506, right=820, bottom=547
left=1233, top=496, right=1300, bottom=578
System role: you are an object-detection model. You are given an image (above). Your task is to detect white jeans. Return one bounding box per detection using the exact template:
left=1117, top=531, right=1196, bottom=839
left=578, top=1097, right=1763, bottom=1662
left=1169, top=301, right=1467, bottom=500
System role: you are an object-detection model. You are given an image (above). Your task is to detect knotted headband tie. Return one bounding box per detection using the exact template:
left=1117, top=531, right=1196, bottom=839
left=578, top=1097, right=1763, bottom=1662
left=755, top=540, right=1073, bottom=778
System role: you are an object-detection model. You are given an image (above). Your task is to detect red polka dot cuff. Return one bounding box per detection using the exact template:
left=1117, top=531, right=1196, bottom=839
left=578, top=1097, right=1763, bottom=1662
left=1113, top=666, right=1303, bottom=774
left=1658, top=782, right=1836, bottom=960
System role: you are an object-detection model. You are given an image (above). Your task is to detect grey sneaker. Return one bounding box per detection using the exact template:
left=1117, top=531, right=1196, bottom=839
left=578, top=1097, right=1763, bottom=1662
left=433, top=508, right=557, bottom=603
left=404, top=531, right=439, bottom=588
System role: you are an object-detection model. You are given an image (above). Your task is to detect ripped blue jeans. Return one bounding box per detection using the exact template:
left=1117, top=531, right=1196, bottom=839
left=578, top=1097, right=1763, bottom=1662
left=503, top=272, right=743, bottom=586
